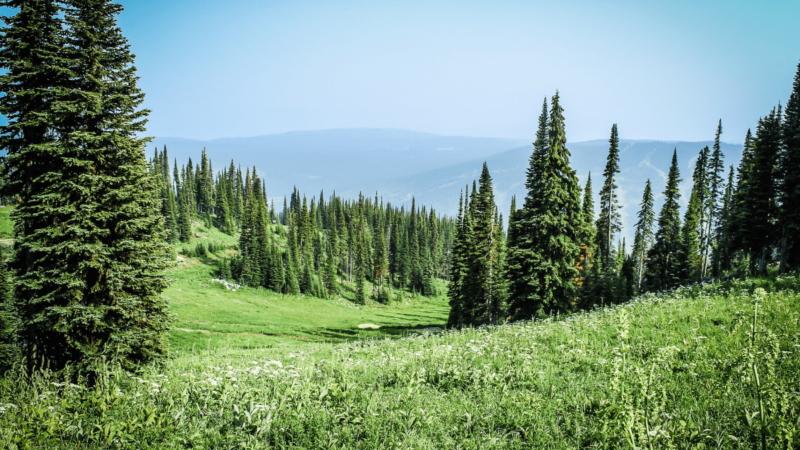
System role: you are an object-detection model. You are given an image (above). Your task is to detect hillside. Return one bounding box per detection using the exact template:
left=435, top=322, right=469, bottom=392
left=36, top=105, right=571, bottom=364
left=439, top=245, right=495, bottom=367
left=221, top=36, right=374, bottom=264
left=2, top=272, right=798, bottom=448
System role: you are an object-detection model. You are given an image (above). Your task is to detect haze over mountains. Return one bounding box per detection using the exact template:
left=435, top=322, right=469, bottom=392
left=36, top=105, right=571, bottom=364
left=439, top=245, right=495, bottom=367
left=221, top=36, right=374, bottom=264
left=152, top=129, right=743, bottom=245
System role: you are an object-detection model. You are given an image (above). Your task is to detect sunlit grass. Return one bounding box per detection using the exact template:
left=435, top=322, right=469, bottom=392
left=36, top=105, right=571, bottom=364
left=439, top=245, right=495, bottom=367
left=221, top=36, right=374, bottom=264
left=2, top=272, right=798, bottom=449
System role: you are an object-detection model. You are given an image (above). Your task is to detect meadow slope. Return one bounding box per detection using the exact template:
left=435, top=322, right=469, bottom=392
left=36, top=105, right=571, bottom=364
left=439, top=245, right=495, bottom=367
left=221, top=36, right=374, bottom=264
left=166, top=221, right=451, bottom=351
left=1, top=273, right=799, bottom=449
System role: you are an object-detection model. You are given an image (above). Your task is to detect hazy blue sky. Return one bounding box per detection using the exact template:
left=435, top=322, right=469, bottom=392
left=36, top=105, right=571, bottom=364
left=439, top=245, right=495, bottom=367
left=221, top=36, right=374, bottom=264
left=36, top=1, right=800, bottom=142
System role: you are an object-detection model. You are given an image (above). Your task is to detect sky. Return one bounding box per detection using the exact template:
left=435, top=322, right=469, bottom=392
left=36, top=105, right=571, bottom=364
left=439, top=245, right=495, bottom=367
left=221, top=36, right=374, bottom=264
left=11, top=0, right=800, bottom=143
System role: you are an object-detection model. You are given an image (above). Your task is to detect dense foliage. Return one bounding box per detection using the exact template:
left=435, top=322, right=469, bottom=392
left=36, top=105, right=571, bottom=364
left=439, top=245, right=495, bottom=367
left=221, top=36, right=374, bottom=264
left=448, top=60, right=800, bottom=324
left=149, top=148, right=455, bottom=304
left=0, top=0, right=170, bottom=374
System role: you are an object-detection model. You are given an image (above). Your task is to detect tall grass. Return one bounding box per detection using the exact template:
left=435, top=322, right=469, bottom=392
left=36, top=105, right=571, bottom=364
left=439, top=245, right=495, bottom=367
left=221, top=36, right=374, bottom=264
left=1, top=274, right=799, bottom=449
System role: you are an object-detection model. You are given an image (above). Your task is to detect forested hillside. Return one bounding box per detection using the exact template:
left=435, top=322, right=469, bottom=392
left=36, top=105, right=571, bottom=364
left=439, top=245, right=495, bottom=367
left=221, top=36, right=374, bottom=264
left=149, top=148, right=455, bottom=303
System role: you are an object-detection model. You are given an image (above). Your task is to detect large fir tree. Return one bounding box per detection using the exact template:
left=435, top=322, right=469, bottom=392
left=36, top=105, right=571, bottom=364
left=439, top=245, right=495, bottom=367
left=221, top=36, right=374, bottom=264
left=632, top=179, right=655, bottom=290
left=596, top=124, right=622, bottom=270
left=646, top=150, right=683, bottom=290
left=507, top=92, right=583, bottom=318
left=677, top=187, right=702, bottom=282
left=702, top=121, right=725, bottom=276
left=779, top=60, right=800, bottom=273
left=0, top=0, right=171, bottom=373
left=742, top=109, right=782, bottom=273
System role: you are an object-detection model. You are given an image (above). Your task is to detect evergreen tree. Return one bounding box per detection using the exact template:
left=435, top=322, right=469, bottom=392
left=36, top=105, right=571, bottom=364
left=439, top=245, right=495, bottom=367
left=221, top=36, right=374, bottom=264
left=447, top=190, right=467, bottom=328
left=0, top=0, right=171, bottom=373
left=507, top=92, right=583, bottom=318
left=215, top=174, right=234, bottom=235
left=713, top=167, right=736, bottom=274
left=354, top=245, right=366, bottom=305
left=578, top=173, right=595, bottom=298
left=620, top=254, right=636, bottom=300
left=285, top=247, right=300, bottom=295
left=270, top=246, right=284, bottom=294
left=633, top=179, right=655, bottom=290
left=742, top=109, right=782, bottom=274
left=178, top=184, right=192, bottom=242
left=457, top=163, right=505, bottom=325
left=646, top=150, right=683, bottom=290
left=596, top=124, right=622, bottom=269
left=677, top=186, right=702, bottom=282
left=372, top=226, right=389, bottom=301
left=324, top=236, right=339, bottom=299
left=730, top=129, right=755, bottom=261
left=702, top=120, right=725, bottom=276
left=490, top=210, right=508, bottom=321
left=779, top=60, right=800, bottom=273
left=691, top=146, right=710, bottom=275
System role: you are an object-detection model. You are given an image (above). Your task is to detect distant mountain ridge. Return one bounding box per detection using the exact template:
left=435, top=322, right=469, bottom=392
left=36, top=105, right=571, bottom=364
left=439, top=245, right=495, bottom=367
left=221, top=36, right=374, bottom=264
left=152, top=129, right=743, bottom=246
left=152, top=128, right=529, bottom=196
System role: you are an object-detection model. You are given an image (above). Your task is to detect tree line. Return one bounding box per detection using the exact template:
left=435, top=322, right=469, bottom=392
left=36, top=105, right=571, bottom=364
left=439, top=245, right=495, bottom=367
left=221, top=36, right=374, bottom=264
left=448, top=62, right=800, bottom=327
left=148, top=148, right=456, bottom=303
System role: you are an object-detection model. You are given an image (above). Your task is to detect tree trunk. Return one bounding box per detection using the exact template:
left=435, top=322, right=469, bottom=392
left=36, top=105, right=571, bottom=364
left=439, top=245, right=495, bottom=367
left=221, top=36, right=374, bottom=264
left=701, top=214, right=714, bottom=278
left=606, top=199, right=613, bottom=270
left=638, top=247, right=645, bottom=290
left=779, top=225, right=788, bottom=274
left=759, top=247, right=767, bottom=274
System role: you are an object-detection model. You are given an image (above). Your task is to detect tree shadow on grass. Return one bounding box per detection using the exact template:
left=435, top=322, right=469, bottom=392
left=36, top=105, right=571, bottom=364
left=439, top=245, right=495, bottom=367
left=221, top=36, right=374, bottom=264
left=312, top=323, right=446, bottom=343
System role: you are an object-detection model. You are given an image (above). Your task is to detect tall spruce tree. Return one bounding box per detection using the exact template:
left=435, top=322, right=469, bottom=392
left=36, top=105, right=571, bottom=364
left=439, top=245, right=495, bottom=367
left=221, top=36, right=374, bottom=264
left=633, top=179, right=655, bottom=290
left=692, top=146, right=711, bottom=275
left=713, top=167, right=736, bottom=274
left=463, top=163, right=505, bottom=325
left=447, top=190, right=467, bottom=328
left=0, top=0, right=171, bottom=373
left=596, top=124, right=622, bottom=269
left=325, top=227, right=339, bottom=298
left=730, top=129, right=755, bottom=262
left=779, top=60, right=800, bottom=273
left=702, top=121, right=725, bottom=276
left=646, top=150, right=683, bottom=290
left=677, top=186, right=702, bottom=282
left=507, top=92, right=583, bottom=318
left=576, top=173, right=595, bottom=304
left=742, top=109, right=782, bottom=273
left=372, top=225, right=389, bottom=301
left=0, top=0, right=65, bottom=369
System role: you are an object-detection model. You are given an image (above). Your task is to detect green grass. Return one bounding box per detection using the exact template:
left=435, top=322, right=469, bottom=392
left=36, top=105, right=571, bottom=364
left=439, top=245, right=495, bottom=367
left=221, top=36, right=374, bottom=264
left=166, top=259, right=449, bottom=351
left=167, top=223, right=450, bottom=351
left=2, top=272, right=799, bottom=449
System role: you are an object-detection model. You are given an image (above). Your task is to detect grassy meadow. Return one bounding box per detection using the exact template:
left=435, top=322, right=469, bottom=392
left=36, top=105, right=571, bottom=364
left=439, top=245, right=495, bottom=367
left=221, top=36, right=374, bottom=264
left=167, top=222, right=450, bottom=351
left=1, top=268, right=799, bottom=448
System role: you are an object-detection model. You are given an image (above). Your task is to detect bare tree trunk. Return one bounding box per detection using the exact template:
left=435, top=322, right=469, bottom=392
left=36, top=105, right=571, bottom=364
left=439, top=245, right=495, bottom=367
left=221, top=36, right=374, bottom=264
left=638, top=247, right=645, bottom=290
left=701, top=217, right=712, bottom=278
left=607, top=203, right=612, bottom=269
left=759, top=247, right=767, bottom=274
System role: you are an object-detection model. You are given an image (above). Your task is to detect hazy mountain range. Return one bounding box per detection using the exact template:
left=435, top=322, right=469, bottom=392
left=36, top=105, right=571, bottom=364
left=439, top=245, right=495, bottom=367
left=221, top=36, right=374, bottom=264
left=151, top=129, right=744, bottom=246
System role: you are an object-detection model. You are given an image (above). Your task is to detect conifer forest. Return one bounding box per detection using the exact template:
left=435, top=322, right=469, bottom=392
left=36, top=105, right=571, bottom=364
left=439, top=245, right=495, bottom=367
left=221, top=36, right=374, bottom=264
left=0, top=1, right=799, bottom=449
